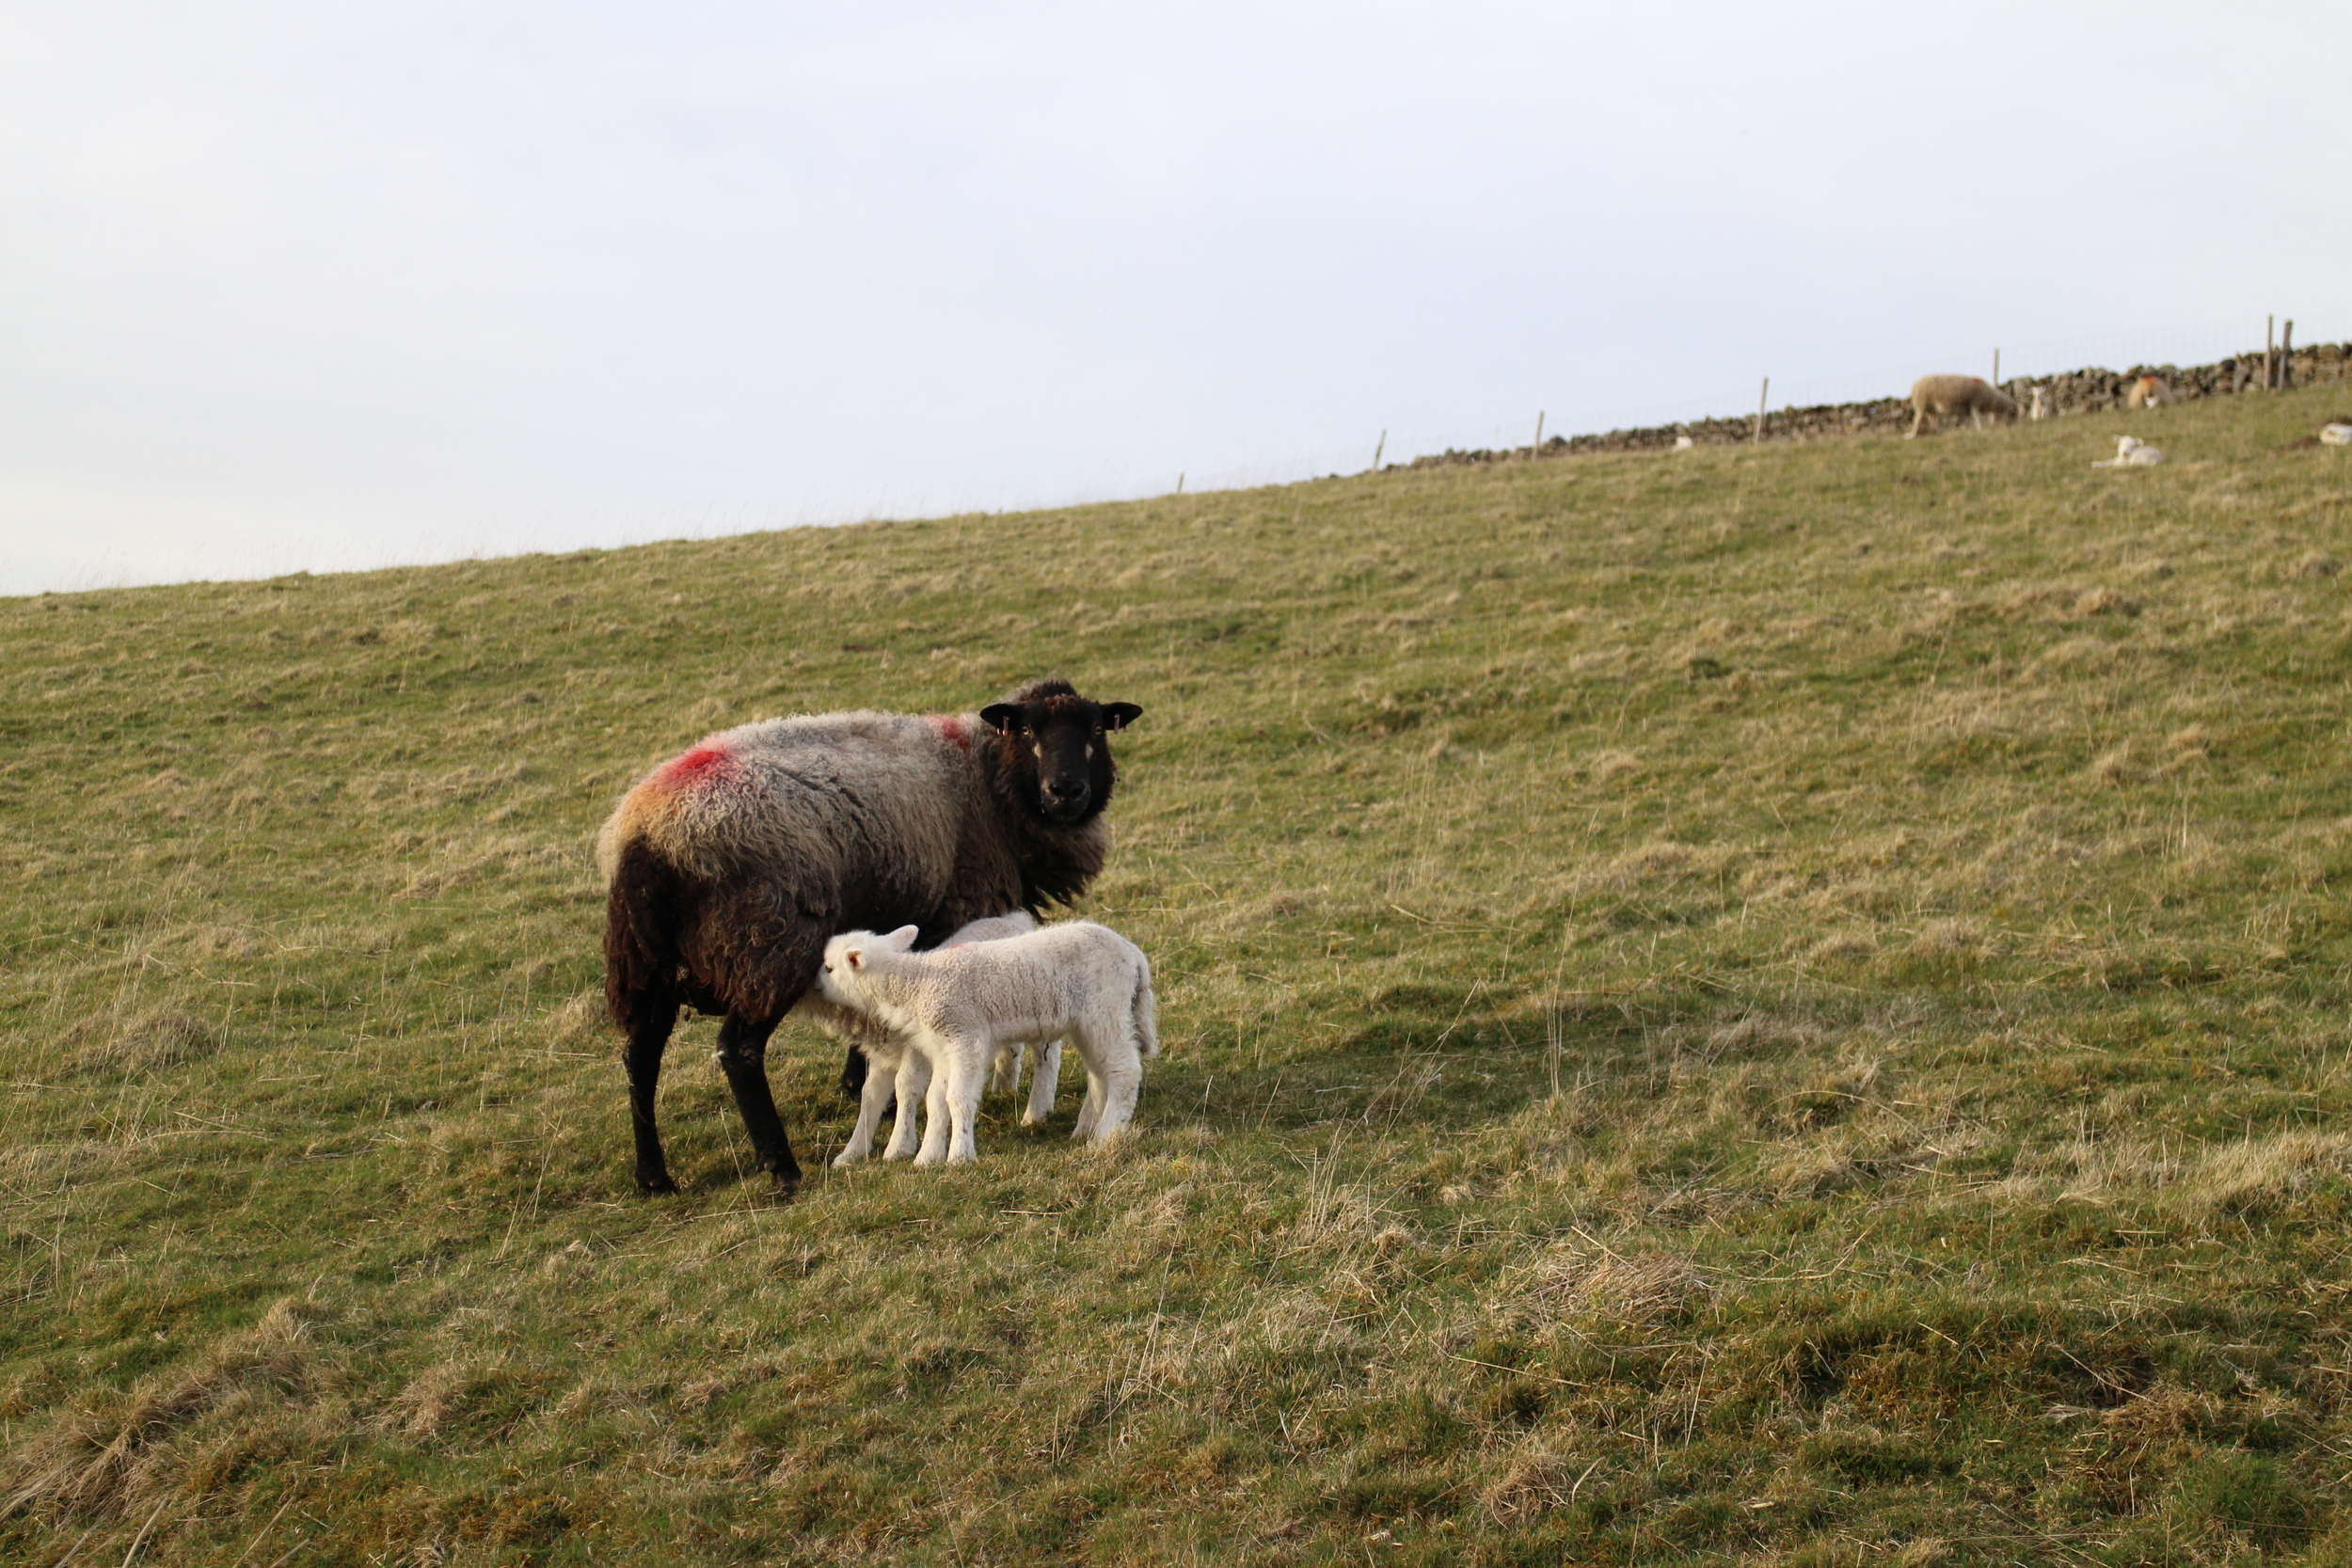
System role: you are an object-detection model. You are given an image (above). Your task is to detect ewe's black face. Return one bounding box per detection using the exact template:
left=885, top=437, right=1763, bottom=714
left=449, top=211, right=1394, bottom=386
left=980, top=690, right=1142, bottom=825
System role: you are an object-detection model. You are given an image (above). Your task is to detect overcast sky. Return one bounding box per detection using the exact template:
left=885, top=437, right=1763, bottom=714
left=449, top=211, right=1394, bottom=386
left=3, top=2, right=2344, bottom=595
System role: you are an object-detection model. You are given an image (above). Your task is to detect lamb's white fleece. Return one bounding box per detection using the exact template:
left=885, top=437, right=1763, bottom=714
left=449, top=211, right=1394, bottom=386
left=817, top=920, right=1157, bottom=1165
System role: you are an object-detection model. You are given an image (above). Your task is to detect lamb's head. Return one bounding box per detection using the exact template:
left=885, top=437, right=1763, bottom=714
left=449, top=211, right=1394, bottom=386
left=818, top=926, right=920, bottom=1003
left=980, top=679, right=1143, bottom=826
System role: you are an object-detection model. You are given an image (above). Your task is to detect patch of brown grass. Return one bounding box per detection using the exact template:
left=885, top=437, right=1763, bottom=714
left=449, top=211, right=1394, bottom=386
left=2, top=1298, right=330, bottom=1522
left=63, top=1006, right=222, bottom=1079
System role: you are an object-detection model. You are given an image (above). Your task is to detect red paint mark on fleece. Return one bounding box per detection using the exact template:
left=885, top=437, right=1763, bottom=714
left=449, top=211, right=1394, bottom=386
left=653, top=742, right=742, bottom=792
left=930, top=715, right=971, bottom=754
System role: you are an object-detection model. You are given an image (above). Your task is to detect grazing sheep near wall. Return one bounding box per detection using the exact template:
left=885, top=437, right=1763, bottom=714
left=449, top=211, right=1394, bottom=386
left=597, top=679, right=1143, bottom=1195
left=2127, top=374, right=2173, bottom=409
left=1908, top=375, right=2021, bottom=437
left=816, top=920, right=1159, bottom=1165
left=803, top=911, right=1039, bottom=1166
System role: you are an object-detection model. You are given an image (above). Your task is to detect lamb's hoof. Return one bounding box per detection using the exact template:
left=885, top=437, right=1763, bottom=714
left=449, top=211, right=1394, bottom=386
left=831, top=1150, right=864, bottom=1169
left=636, top=1172, right=679, bottom=1197
left=765, top=1169, right=801, bottom=1199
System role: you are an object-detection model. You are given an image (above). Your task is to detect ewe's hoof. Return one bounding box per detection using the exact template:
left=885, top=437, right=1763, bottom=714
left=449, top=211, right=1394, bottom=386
left=637, top=1173, right=680, bottom=1196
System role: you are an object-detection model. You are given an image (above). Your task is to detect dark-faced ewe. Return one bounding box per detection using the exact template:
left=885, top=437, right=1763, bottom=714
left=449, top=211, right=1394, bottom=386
left=596, top=679, right=1142, bottom=1195
left=1908, top=374, right=2020, bottom=437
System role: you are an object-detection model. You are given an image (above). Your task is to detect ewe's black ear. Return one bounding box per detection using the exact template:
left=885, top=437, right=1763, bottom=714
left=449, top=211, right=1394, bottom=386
left=979, top=704, right=1020, bottom=734
left=1101, top=703, right=1142, bottom=731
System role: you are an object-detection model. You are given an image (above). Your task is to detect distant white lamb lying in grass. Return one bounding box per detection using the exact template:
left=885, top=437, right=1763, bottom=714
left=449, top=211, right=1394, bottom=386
left=817, top=920, right=1158, bottom=1165
left=2093, top=435, right=2165, bottom=467
left=796, top=911, right=1041, bottom=1167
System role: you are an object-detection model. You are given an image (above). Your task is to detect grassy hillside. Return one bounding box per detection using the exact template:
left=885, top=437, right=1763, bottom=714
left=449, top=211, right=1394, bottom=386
left=5, top=388, right=2352, bottom=1565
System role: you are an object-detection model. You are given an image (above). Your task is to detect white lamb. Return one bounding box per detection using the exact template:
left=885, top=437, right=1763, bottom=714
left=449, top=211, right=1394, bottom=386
left=2093, top=435, right=2165, bottom=467
left=795, top=911, right=1041, bottom=1167
left=816, top=920, right=1158, bottom=1165
left=2027, top=385, right=2053, bottom=422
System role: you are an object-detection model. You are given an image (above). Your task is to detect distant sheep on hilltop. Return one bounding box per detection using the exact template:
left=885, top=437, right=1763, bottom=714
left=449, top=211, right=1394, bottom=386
left=1909, top=375, right=2020, bottom=438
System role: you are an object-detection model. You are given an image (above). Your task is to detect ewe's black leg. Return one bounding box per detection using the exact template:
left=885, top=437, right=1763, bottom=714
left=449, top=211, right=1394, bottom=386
left=839, top=1043, right=869, bottom=1100
left=716, top=1012, right=802, bottom=1191
left=626, top=1011, right=680, bottom=1196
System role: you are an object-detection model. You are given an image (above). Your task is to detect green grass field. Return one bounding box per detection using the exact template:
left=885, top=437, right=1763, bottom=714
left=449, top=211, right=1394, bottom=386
left=6, top=387, right=2352, bottom=1565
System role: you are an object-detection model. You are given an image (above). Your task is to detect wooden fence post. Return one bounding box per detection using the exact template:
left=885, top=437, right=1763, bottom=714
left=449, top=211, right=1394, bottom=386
left=1371, top=430, right=1386, bottom=472
left=1530, top=412, right=1544, bottom=458
left=2282, top=321, right=2295, bottom=389
left=1992, top=348, right=2000, bottom=388
left=1753, top=378, right=1769, bottom=444
left=2266, top=315, right=2276, bottom=391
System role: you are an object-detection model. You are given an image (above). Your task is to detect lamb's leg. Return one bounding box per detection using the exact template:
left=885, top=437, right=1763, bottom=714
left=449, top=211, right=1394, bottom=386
left=914, top=1035, right=985, bottom=1165
left=1023, top=1038, right=1062, bottom=1126
left=988, top=1041, right=1023, bottom=1100
left=838, top=1043, right=868, bottom=1101
left=1073, top=1019, right=1143, bottom=1143
left=624, top=1007, right=680, bottom=1196
left=883, top=1050, right=931, bottom=1161
left=914, top=1037, right=956, bottom=1164
left=714, top=1011, right=802, bottom=1191
left=943, top=1041, right=986, bottom=1164
left=1072, top=1056, right=1107, bottom=1141
left=834, top=1043, right=900, bottom=1166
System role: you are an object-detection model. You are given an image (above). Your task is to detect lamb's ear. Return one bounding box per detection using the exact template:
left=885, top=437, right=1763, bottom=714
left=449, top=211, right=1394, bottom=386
left=1100, top=703, right=1142, bottom=731
left=884, top=925, right=920, bottom=951
left=979, top=704, right=1020, bottom=734
left=842, top=944, right=864, bottom=970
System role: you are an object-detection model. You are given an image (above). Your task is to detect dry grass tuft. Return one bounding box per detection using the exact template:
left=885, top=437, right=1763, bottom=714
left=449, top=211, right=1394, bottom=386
left=547, top=988, right=611, bottom=1049
left=383, top=1361, right=501, bottom=1440
left=1, top=1298, right=327, bottom=1521
left=1906, top=919, right=1986, bottom=960
left=1512, top=1244, right=1706, bottom=1332
left=2171, top=1131, right=2352, bottom=1219
left=1478, top=1439, right=1604, bottom=1523
left=63, top=1006, right=222, bottom=1078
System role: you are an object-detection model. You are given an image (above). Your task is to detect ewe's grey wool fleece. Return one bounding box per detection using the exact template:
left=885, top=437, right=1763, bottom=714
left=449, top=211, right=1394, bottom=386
left=596, top=710, right=1046, bottom=895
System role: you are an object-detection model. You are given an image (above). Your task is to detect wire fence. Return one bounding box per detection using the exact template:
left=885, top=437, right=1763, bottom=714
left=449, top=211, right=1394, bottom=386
left=1167, top=312, right=2349, bottom=496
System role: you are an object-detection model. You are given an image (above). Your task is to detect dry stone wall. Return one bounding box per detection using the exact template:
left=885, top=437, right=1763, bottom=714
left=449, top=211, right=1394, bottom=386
left=1405, top=341, right=2352, bottom=468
